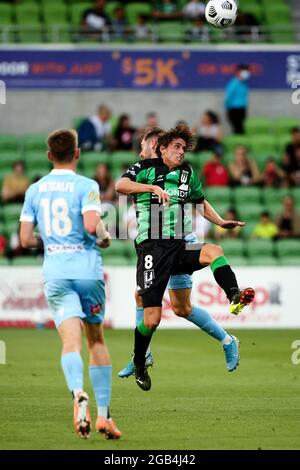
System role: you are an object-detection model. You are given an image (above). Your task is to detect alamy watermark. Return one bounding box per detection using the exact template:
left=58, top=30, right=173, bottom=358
left=0, top=340, right=6, bottom=364
left=291, top=340, right=300, bottom=365
left=0, top=80, right=6, bottom=104
left=291, top=80, right=300, bottom=105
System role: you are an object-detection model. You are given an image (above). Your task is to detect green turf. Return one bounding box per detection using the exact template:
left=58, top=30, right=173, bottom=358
left=0, top=329, right=300, bottom=450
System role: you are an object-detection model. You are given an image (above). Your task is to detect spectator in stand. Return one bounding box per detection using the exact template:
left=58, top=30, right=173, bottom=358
left=215, top=208, right=241, bottom=240
left=276, top=195, right=300, bottom=239
left=134, top=112, right=160, bottom=151
left=224, top=64, right=251, bottom=134
left=203, top=152, right=230, bottom=187
left=235, top=10, right=260, bottom=42
left=94, top=164, right=116, bottom=203
left=229, top=145, right=260, bottom=186
left=185, top=15, right=208, bottom=42
left=1, top=161, right=29, bottom=204
left=77, top=104, right=113, bottom=152
left=285, top=127, right=300, bottom=170
left=0, top=233, right=7, bottom=257
left=152, top=0, right=182, bottom=21
left=81, top=0, right=111, bottom=40
left=261, top=158, right=286, bottom=188
left=193, top=110, right=224, bottom=155
left=135, top=14, right=152, bottom=40
left=291, top=146, right=300, bottom=186
left=114, top=114, right=136, bottom=151
left=252, top=211, right=278, bottom=240
left=111, top=6, right=130, bottom=39
left=183, top=0, right=205, bottom=20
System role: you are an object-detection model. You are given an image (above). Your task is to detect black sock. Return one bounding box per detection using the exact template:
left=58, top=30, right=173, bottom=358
left=213, top=265, right=239, bottom=301
left=134, top=327, right=153, bottom=367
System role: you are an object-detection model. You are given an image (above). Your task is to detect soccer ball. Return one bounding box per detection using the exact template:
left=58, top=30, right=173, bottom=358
left=205, top=0, right=238, bottom=29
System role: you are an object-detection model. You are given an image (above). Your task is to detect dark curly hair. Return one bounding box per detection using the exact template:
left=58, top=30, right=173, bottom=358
left=156, top=124, right=195, bottom=157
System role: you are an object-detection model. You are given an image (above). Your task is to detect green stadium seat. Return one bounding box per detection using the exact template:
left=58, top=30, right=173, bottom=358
left=105, top=2, right=121, bottom=20
left=155, top=21, right=186, bottom=42
left=240, top=221, right=257, bottom=239
left=3, top=221, right=19, bottom=239
left=210, top=202, right=230, bottom=217
left=219, top=239, right=245, bottom=257
left=11, top=256, right=43, bottom=267
left=263, top=187, right=291, bottom=206
left=248, top=256, right=278, bottom=266
left=125, top=2, right=153, bottom=26
left=0, top=4, right=12, bottom=25
left=275, top=239, right=300, bottom=258
left=111, top=151, right=137, bottom=167
left=0, top=152, right=23, bottom=171
left=43, top=4, right=68, bottom=24
left=0, top=135, right=20, bottom=152
left=204, top=187, right=232, bottom=205
left=228, top=256, right=249, bottom=267
left=265, top=201, right=282, bottom=218
left=273, top=117, right=299, bottom=135
left=23, top=135, right=46, bottom=152
left=246, top=239, right=274, bottom=257
left=235, top=202, right=264, bottom=222
left=0, top=258, right=10, bottom=266
left=223, top=135, right=252, bottom=153
left=101, top=255, right=128, bottom=266
left=27, top=169, right=46, bottom=182
left=245, top=117, right=272, bottom=136
left=277, top=134, right=292, bottom=153
left=278, top=256, right=300, bottom=266
left=24, top=150, right=50, bottom=168
left=233, top=186, right=262, bottom=204
left=2, top=204, right=23, bottom=223
left=80, top=152, right=109, bottom=170
left=265, top=6, right=291, bottom=25
left=292, top=188, right=300, bottom=204
left=15, top=3, right=41, bottom=24
left=250, top=135, right=278, bottom=154
left=70, top=3, right=91, bottom=25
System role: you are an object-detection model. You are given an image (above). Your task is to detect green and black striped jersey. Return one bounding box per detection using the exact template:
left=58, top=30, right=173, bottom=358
left=122, top=158, right=205, bottom=245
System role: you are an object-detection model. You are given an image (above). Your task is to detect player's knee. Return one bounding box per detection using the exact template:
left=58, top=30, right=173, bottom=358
left=172, top=304, right=192, bottom=318
left=144, top=317, right=160, bottom=330
left=202, top=243, right=224, bottom=263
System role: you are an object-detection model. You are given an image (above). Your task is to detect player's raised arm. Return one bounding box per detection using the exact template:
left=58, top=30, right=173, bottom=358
left=202, top=199, right=246, bottom=229
left=116, top=177, right=170, bottom=205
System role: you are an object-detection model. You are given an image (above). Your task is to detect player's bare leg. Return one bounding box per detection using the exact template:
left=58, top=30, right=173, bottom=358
left=200, top=244, right=255, bottom=315
left=58, top=317, right=91, bottom=439
left=169, top=288, right=240, bottom=372
left=85, top=323, right=122, bottom=439
left=134, top=306, right=161, bottom=391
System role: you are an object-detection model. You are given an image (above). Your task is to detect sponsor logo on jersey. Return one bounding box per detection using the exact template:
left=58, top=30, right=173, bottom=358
left=144, top=270, right=154, bottom=289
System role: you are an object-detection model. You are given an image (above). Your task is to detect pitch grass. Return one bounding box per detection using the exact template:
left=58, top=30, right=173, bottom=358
left=0, top=328, right=300, bottom=450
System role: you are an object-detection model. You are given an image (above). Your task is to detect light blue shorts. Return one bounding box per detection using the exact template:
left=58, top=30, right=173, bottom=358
left=167, top=273, right=193, bottom=290
left=44, top=279, right=105, bottom=328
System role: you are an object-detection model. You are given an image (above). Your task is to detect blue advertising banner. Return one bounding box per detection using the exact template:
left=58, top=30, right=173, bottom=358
left=0, top=49, right=299, bottom=90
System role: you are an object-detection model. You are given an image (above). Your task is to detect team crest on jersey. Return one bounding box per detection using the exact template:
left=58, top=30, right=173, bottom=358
left=90, top=303, right=102, bottom=315
left=181, top=170, right=189, bottom=184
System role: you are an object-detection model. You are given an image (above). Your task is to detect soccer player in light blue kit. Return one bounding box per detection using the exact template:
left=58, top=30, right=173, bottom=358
left=20, top=129, right=121, bottom=440
left=118, top=127, right=240, bottom=378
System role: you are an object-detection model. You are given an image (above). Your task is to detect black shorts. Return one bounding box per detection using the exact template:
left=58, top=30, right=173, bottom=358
left=136, top=239, right=205, bottom=308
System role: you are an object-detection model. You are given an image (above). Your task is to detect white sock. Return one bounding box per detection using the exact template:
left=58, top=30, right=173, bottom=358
left=73, top=388, right=83, bottom=398
left=146, top=346, right=151, bottom=356
left=221, top=335, right=233, bottom=346
left=97, top=406, right=109, bottom=418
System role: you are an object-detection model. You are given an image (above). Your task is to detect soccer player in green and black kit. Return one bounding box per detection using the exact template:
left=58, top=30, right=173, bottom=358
left=116, top=124, right=255, bottom=391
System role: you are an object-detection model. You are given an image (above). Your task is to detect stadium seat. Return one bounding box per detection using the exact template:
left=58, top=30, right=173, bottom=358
left=204, top=187, right=232, bottom=205
left=11, top=256, right=43, bottom=266
left=263, top=187, right=291, bottom=206
left=275, top=240, right=300, bottom=258
left=273, top=117, right=299, bottom=135
left=278, top=256, right=300, bottom=266
left=0, top=152, right=23, bottom=171
left=23, top=135, right=47, bottom=152
left=245, top=117, right=272, bottom=136
left=187, top=152, right=213, bottom=171
left=265, top=201, right=282, bottom=218
left=250, top=135, right=278, bottom=154
left=223, top=135, right=252, bottom=152
left=0, top=4, right=12, bottom=25
left=125, top=2, right=153, bottom=26
left=0, top=135, right=20, bottom=152
left=219, top=239, right=245, bottom=257
left=248, top=256, right=278, bottom=266
left=80, top=152, right=109, bottom=170
left=228, top=256, right=249, bottom=267
left=240, top=221, right=257, bottom=239
left=277, top=134, right=292, bottom=153
left=246, top=239, right=274, bottom=257
left=70, top=2, right=91, bottom=25
left=3, top=221, right=19, bottom=239
left=155, top=21, right=186, bottom=42
left=42, top=3, right=70, bottom=42
left=235, top=202, right=264, bottom=222
left=111, top=151, right=137, bottom=167
left=233, top=186, right=262, bottom=204
left=292, top=188, right=300, bottom=204
left=2, top=204, right=23, bottom=223
left=105, top=2, right=121, bottom=20
left=24, top=150, right=51, bottom=169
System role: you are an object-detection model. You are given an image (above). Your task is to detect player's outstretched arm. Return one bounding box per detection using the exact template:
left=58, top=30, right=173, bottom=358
left=202, top=200, right=246, bottom=228
left=20, top=222, right=43, bottom=249
left=116, top=177, right=170, bottom=205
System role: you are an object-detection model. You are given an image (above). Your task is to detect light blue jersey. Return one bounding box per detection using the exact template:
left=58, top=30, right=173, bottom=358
left=20, top=169, right=103, bottom=282
left=167, top=232, right=198, bottom=290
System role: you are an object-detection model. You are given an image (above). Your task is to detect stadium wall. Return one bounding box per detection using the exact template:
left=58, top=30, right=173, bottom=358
left=0, top=266, right=299, bottom=329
